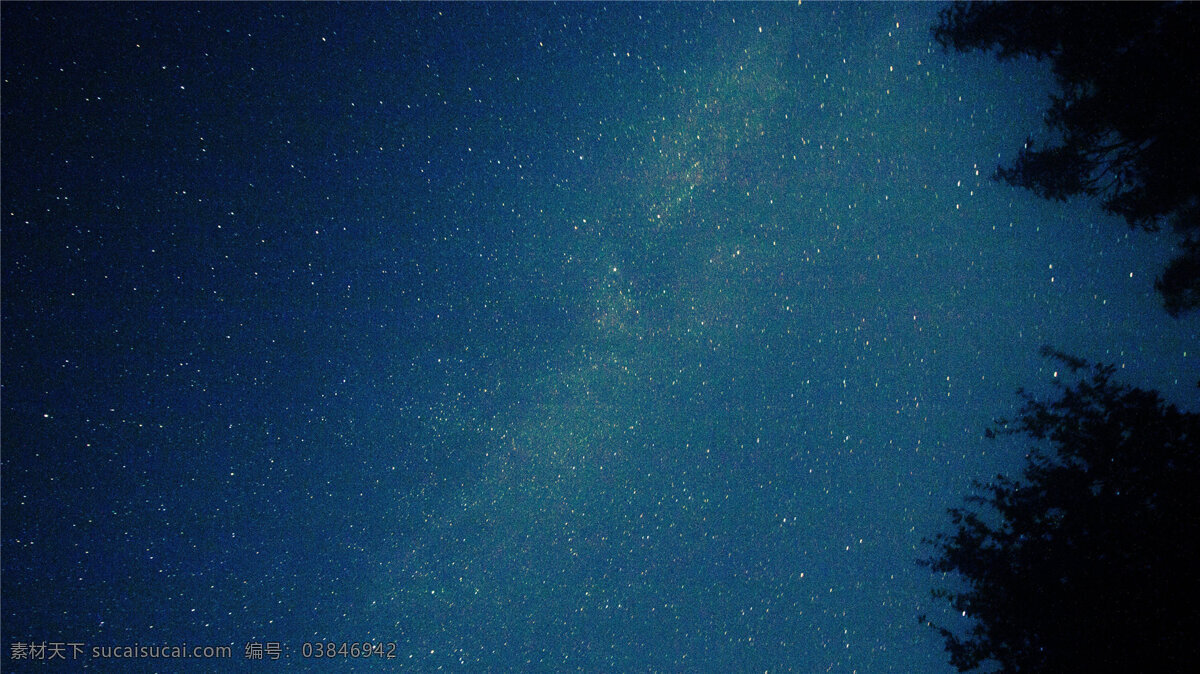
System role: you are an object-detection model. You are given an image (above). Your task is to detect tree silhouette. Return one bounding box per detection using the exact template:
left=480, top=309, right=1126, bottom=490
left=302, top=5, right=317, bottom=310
left=933, top=2, right=1200, bottom=316
left=919, top=347, right=1200, bottom=672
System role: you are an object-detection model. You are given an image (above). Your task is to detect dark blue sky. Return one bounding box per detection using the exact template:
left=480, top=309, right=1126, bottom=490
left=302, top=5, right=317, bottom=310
left=3, top=2, right=1196, bottom=671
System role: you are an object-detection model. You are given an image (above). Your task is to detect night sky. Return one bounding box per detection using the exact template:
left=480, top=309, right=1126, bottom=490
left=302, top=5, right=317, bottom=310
left=3, top=2, right=1197, bottom=671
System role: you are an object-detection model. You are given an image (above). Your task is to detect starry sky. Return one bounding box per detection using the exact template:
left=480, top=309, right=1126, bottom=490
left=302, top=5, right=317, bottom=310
left=2, top=2, right=1197, bottom=671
